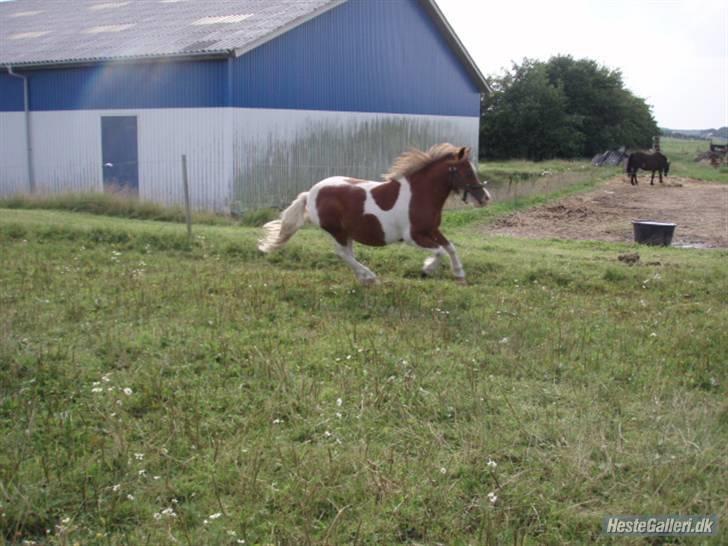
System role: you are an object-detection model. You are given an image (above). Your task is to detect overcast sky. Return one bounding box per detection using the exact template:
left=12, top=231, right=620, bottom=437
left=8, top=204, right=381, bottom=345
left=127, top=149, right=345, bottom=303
left=437, top=0, right=728, bottom=130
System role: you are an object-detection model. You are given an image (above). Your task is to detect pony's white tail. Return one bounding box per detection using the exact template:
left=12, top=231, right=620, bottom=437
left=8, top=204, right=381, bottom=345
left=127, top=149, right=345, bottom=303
left=257, top=192, right=309, bottom=253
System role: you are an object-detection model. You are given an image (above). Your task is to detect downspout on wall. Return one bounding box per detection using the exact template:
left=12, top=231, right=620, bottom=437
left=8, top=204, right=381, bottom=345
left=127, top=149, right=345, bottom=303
left=6, top=65, right=35, bottom=193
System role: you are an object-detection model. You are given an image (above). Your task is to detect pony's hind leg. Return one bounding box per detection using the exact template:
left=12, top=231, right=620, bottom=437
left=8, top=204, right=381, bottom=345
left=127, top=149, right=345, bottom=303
left=335, top=241, right=378, bottom=285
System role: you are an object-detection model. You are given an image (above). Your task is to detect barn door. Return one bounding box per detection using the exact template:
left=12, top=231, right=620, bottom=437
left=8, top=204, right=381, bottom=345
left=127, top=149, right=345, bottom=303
left=101, top=116, right=138, bottom=194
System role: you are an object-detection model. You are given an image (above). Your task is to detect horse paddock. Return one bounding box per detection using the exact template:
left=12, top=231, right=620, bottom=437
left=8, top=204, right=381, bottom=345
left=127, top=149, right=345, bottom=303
left=484, top=176, right=728, bottom=248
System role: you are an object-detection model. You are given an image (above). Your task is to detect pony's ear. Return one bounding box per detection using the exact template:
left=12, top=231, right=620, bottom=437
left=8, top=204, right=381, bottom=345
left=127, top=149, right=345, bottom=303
left=457, top=147, right=469, bottom=160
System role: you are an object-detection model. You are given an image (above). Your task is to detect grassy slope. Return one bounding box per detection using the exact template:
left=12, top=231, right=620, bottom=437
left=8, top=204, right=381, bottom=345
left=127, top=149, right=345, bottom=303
left=1, top=200, right=725, bottom=545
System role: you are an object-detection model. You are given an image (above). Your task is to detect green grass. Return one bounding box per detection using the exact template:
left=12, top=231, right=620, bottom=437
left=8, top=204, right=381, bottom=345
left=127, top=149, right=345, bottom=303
left=478, top=159, right=591, bottom=185
left=1, top=204, right=725, bottom=545
left=0, top=192, right=281, bottom=227
left=660, top=138, right=728, bottom=183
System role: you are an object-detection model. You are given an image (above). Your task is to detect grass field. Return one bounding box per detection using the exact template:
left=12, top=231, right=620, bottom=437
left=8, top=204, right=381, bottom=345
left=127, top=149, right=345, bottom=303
left=1, top=188, right=726, bottom=545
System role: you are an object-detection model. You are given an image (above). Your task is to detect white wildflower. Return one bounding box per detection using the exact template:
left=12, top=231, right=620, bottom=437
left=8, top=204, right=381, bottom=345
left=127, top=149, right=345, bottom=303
left=112, top=484, right=121, bottom=492
left=153, top=513, right=162, bottom=520
left=499, top=337, right=509, bottom=344
left=127, top=494, right=135, bottom=501
left=487, top=491, right=498, bottom=504
left=123, top=387, right=133, bottom=396
left=91, top=387, right=103, bottom=393
left=439, top=467, right=447, bottom=474
left=336, top=398, right=343, bottom=407
left=134, top=452, right=144, bottom=460
left=486, top=458, right=497, bottom=469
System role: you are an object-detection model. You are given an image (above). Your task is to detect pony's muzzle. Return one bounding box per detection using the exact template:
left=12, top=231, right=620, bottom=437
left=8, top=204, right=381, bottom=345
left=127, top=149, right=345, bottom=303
left=474, top=186, right=491, bottom=207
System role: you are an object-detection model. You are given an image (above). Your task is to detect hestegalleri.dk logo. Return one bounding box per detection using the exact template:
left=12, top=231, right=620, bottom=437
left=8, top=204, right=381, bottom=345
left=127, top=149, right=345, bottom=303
left=602, top=515, right=718, bottom=536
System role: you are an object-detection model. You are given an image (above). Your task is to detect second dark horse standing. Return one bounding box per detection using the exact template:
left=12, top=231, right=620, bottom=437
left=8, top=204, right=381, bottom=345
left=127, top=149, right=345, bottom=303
left=626, top=151, right=670, bottom=186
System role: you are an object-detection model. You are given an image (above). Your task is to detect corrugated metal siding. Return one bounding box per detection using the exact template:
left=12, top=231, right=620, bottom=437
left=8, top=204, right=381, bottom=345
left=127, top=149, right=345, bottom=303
left=0, top=61, right=227, bottom=112
left=11, top=109, right=231, bottom=209
left=136, top=109, right=230, bottom=210
left=231, top=0, right=480, bottom=116
left=0, top=74, right=25, bottom=112
left=29, top=111, right=103, bottom=194
left=232, top=108, right=479, bottom=209
left=0, top=113, right=29, bottom=195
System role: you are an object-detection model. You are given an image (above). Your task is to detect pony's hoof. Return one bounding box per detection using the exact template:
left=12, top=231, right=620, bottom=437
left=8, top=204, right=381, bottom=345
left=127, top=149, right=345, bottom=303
left=360, top=277, right=379, bottom=287
left=455, top=277, right=468, bottom=286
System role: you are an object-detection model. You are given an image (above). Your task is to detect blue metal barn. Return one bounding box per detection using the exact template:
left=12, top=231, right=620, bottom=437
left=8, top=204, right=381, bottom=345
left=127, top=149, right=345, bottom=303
left=0, top=0, right=487, bottom=211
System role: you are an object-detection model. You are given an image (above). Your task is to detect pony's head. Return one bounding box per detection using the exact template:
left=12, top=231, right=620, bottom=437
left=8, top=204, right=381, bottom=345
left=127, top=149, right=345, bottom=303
left=447, top=147, right=491, bottom=207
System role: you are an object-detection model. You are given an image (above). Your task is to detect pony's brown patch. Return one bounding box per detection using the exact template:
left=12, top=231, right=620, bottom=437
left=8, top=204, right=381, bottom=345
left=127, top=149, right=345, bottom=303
left=408, top=160, right=453, bottom=247
left=316, top=185, right=386, bottom=246
left=371, top=180, right=400, bottom=211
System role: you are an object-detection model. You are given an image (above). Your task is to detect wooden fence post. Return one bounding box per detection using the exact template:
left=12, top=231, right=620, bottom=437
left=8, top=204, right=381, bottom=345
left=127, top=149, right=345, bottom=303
left=181, top=154, right=192, bottom=241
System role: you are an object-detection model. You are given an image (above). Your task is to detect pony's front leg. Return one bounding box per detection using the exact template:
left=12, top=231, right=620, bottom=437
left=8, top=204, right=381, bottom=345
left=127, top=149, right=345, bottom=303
left=421, top=248, right=446, bottom=277
left=335, top=241, right=378, bottom=285
left=443, top=242, right=466, bottom=283
left=650, top=171, right=656, bottom=185
left=413, top=232, right=466, bottom=284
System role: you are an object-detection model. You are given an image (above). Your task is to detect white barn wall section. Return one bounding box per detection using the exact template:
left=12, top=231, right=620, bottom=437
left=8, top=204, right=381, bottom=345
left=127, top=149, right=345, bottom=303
left=231, top=108, right=479, bottom=210
left=0, top=109, right=231, bottom=210
left=0, top=108, right=478, bottom=212
left=0, top=112, right=29, bottom=196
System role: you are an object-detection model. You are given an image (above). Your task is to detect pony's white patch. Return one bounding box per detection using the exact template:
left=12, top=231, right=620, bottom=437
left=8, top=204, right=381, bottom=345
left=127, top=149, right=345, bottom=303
left=307, top=176, right=413, bottom=244
left=363, top=177, right=412, bottom=244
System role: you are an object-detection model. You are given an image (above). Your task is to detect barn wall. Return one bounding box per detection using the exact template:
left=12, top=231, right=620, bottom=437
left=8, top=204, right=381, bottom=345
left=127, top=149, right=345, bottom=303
left=231, top=108, right=478, bottom=210
left=0, top=0, right=483, bottom=210
left=0, top=108, right=232, bottom=210
left=231, top=0, right=481, bottom=117
left=0, top=112, right=28, bottom=195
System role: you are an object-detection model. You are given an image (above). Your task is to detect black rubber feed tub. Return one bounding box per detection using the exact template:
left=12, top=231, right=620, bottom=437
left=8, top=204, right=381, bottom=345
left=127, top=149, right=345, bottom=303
left=632, top=221, right=676, bottom=246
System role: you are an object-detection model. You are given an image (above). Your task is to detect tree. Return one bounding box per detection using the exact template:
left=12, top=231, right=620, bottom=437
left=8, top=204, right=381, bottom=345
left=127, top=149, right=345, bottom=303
left=480, top=56, right=659, bottom=160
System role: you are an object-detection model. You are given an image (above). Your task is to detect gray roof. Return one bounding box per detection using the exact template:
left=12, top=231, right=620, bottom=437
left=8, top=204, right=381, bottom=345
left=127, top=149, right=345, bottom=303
left=0, top=0, right=343, bottom=66
left=1, top=0, right=488, bottom=92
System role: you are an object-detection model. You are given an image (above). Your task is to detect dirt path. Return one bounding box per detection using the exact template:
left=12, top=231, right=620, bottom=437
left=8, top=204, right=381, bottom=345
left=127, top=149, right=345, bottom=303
left=483, top=176, right=728, bottom=248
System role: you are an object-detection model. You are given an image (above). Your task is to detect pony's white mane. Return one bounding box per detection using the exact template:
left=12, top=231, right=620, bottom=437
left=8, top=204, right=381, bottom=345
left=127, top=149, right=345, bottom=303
left=383, top=143, right=460, bottom=180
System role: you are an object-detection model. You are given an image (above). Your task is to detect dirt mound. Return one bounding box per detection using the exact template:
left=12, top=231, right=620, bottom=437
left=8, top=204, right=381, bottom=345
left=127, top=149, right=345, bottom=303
left=484, top=177, right=728, bottom=248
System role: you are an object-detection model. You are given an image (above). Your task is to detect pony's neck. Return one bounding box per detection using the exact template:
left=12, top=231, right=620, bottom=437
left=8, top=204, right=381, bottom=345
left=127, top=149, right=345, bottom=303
left=408, top=160, right=453, bottom=210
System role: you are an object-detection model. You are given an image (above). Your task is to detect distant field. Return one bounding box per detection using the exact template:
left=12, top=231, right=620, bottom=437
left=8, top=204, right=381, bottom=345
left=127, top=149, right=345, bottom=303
left=478, top=159, right=591, bottom=185
left=1, top=199, right=725, bottom=544
left=660, top=137, right=728, bottom=183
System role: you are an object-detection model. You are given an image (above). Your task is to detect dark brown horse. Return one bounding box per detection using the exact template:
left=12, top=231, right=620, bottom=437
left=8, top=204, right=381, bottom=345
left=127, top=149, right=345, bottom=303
left=626, top=151, right=670, bottom=185
left=258, top=144, right=491, bottom=284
